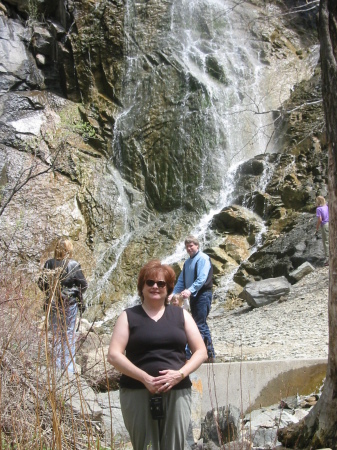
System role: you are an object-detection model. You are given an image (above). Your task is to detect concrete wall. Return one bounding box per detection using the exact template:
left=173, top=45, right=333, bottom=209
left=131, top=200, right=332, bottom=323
left=193, top=358, right=327, bottom=416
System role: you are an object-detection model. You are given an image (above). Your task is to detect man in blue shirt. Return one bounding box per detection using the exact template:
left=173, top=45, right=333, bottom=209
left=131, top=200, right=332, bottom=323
left=170, top=236, right=215, bottom=361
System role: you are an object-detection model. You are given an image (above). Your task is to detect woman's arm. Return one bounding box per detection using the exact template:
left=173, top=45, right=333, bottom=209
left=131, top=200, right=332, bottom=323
left=107, top=311, right=159, bottom=394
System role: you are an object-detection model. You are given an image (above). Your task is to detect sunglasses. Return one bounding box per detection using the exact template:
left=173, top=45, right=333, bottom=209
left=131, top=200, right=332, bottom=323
left=145, top=279, right=167, bottom=288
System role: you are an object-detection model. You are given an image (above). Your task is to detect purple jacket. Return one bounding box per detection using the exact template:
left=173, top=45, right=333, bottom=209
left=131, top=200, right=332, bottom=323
left=316, top=204, right=329, bottom=226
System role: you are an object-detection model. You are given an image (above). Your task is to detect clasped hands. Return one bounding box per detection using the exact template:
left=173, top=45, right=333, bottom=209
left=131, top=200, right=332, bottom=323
left=144, top=369, right=183, bottom=395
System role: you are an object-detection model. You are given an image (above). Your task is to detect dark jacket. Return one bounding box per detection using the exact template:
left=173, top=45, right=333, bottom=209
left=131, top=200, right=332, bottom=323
left=38, top=258, right=88, bottom=309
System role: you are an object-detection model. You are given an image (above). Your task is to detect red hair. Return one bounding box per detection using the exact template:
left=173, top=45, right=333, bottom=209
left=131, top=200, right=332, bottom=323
left=137, top=260, right=176, bottom=304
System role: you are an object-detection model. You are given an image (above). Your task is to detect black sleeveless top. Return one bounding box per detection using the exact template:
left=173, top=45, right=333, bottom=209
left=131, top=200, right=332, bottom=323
left=119, top=304, right=191, bottom=390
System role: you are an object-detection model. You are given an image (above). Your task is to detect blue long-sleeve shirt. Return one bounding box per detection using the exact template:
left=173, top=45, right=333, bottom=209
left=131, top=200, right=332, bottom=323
left=173, top=251, right=211, bottom=297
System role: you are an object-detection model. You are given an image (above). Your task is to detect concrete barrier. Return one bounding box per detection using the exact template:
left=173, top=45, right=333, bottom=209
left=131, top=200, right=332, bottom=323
left=194, top=358, right=327, bottom=416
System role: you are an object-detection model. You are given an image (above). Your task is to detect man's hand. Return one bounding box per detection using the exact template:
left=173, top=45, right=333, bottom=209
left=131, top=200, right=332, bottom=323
left=181, top=289, right=191, bottom=299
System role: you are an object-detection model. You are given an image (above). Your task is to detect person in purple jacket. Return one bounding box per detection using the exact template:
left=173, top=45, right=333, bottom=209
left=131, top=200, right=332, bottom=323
left=315, top=196, right=329, bottom=265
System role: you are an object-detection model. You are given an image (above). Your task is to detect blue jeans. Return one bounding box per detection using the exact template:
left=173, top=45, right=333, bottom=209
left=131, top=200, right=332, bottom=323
left=189, top=290, right=214, bottom=359
left=50, top=302, right=78, bottom=373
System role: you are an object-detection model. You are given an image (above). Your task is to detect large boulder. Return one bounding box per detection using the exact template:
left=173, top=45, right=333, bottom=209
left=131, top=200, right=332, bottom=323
left=239, top=276, right=291, bottom=308
left=219, top=235, right=251, bottom=263
left=235, top=213, right=326, bottom=286
left=205, top=247, right=238, bottom=280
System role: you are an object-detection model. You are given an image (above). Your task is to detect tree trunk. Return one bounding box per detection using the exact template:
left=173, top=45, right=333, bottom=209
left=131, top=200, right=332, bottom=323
left=278, top=0, right=337, bottom=448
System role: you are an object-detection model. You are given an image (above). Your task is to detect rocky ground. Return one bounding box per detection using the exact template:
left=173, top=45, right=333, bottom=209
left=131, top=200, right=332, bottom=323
left=200, top=266, right=329, bottom=449
left=209, top=266, right=329, bottom=363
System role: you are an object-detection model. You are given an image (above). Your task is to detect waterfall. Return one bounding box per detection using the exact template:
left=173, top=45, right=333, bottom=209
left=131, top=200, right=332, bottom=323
left=94, top=0, right=318, bottom=309
left=111, top=0, right=278, bottom=209
left=162, top=164, right=239, bottom=265
left=171, top=0, right=275, bottom=164
left=113, top=0, right=278, bottom=215
left=162, top=0, right=277, bottom=264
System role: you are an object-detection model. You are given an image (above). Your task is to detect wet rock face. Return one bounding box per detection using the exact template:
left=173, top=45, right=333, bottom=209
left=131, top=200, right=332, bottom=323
left=107, top=0, right=225, bottom=212
left=0, top=0, right=325, bottom=314
left=68, top=0, right=125, bottom=109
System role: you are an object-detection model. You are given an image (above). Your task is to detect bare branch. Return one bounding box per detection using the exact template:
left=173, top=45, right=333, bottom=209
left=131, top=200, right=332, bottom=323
left=0, top=145, right=63, bottom=218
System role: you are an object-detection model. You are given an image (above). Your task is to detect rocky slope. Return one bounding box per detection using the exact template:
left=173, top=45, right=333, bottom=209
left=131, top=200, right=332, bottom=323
left=210, top=266, right=329, bottom=363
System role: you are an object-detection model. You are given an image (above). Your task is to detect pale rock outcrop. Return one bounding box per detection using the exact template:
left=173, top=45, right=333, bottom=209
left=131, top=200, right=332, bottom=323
left=76, top=332, right=120, bottom=391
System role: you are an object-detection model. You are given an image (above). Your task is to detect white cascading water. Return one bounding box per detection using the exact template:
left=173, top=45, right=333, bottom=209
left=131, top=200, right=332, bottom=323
left=163, top=0, right=317, bottom=264
left=163, top=0, right=276, bottom=263
left=171, top=0, right=275, bottom=162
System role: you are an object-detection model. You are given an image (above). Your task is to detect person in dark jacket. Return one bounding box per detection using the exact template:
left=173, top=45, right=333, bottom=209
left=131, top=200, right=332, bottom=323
left=38, top=238, right=88, bottom=374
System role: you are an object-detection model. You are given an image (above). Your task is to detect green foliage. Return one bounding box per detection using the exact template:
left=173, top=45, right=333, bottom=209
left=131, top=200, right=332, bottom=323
left=1, top=436, right=14, bottom=449
left=71, top=119, right=97, bottom=141
left=59, top=106, right=97, bottom=142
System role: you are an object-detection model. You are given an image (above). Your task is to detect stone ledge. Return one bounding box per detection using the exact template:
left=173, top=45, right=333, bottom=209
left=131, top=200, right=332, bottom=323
left=195, top=358, right=327, bottom=415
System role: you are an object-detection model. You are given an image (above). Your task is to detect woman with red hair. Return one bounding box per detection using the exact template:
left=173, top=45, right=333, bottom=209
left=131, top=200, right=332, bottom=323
left=108, top=259, right=207, bottom=450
